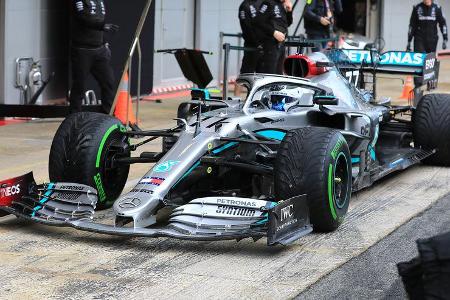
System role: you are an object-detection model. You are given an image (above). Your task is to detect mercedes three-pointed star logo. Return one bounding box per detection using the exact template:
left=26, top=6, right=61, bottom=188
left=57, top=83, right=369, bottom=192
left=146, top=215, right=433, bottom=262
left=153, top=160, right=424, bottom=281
left=118, top=198, right=141, bottom=209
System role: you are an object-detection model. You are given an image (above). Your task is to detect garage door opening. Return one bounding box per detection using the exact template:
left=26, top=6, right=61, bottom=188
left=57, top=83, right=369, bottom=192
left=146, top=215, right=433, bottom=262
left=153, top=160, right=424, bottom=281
left=337, top=0, right=367, bottom=36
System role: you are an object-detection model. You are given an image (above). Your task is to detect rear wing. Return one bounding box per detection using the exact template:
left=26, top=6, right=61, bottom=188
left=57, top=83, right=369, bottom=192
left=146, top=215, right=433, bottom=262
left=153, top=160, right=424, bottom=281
left=341, top=50, right=439, bottom=84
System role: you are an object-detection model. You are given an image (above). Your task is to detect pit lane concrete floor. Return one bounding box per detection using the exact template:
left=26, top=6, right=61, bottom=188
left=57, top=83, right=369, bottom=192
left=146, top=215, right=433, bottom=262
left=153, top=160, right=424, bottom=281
left=1, top=61, right=450, bottom=299
left=296, top=193, right=450, bottom=300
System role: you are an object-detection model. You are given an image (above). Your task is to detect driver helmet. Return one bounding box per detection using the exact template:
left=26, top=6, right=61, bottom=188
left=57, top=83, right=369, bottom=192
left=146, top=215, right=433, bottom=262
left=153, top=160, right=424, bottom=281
left=268, top=85, right=302, bottom=112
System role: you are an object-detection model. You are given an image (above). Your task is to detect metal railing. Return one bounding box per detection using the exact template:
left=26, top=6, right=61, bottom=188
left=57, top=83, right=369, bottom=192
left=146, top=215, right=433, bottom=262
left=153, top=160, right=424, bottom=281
left=109, top=0, right=153, bottom=127
left=218, top=32, right=243, bottom=86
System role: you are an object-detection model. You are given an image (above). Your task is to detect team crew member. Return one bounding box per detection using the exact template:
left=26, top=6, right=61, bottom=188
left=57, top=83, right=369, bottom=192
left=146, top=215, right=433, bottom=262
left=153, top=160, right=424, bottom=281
left=239, top=0, right=262, bottom=74
left=276, top=0, right=293, bottom=74
left=70, top=0, right=119, bottom=114
left=304, top=0, right=342, bottom=52
left=407, top=0, right=448, bottom=53
left=256, top=0, right=293, bottom=74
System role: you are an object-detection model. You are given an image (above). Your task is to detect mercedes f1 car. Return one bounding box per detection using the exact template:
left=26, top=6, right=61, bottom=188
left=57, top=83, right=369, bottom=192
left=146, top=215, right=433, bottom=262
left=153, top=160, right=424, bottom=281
left=1, top=46, right=449, bottom=246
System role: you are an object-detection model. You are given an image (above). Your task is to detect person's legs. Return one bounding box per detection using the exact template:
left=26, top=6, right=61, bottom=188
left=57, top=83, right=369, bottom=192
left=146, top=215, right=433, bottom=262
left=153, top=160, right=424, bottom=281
left=276, top=43, right=286, bottom=75
left=91, top=46, right=115, bottom=114
left=258, top=42, right=280, bottom=74
left=69, top=47, right=93, bottom=114
left=240, top=44, right=260, bottom=74
left=425, top=37, right=438, bottom=53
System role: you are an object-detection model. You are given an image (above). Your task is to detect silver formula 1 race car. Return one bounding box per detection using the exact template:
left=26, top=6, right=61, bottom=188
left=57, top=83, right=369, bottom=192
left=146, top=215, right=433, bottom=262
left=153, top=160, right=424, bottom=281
left=1, top=46, right=449, bottom=246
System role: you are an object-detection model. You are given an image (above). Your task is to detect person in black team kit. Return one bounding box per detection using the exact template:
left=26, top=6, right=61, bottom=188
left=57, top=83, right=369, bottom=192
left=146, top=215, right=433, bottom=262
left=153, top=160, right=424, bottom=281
left=239, top=0, right=262, bottom=74
left=256, top=0, right=293, bottom=74
left=407, top=0, right=447, bottom=53
left=70, top=0, right=119, bottom=114
left=304, top=0, right=342, bottom=52
left=407, top=0, right=447, bottom=97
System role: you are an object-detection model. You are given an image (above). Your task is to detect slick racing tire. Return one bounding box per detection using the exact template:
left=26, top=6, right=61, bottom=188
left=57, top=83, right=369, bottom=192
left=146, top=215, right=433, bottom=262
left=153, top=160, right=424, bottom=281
left=274, top=127, right=352, bottom=232
left=49, top=112, right=130, bottom=209
left=414, top=94, right=450, bottom=166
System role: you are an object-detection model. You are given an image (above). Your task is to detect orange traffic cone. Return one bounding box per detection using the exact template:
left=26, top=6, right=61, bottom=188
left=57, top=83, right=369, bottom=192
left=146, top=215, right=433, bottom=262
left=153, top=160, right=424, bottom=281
left=114, top=72, right=137, bottom=125
left=400, top=76, right=414, bottom=100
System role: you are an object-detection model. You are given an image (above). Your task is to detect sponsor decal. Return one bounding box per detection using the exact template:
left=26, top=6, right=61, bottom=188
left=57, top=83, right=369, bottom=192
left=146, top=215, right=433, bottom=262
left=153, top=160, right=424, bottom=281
left=118, top=198, right=141, bottom=209
left=217, top=198, right=257, bottom=207
left=153, top=160, right=180, bottom=173
left=58, top=185, right=84, bottom=191
left=280, top=205, right=294, bottom=222
left=93, top=173, right=106, bottom=202
left=216, top=206, right=256, bottom=217
left=342, top=50, right=425, bottom=67
left=276, top=218, right=299, bottom=233
left=271, top=118, right=285, bottom=124
left=130, top=188, right=154, bottom=195
left=331, top=138, right=345, bottom=160
left=0, top=173, right=34, bottom=207
left=140, top=177, right=165, bottom=186
left=0, top=184, right=21, bottom=198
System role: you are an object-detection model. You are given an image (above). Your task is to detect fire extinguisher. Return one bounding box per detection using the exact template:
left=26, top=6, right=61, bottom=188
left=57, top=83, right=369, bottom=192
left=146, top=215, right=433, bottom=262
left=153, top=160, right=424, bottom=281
left=28, top=62, right=43, bottom=105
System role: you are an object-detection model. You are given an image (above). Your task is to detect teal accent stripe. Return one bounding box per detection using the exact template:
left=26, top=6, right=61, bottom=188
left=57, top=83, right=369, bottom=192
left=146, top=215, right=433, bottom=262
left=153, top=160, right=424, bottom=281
left=369, top=146, right=376, bottom=161
left=351, top=157, right=360, bottom=164
left=212, top=142, right=239, bottom=154
left=256, top=130, right=286, bottom=141
left=31, top=183, right=54, bottom=217
left=255, top=202, right=277, bottom=225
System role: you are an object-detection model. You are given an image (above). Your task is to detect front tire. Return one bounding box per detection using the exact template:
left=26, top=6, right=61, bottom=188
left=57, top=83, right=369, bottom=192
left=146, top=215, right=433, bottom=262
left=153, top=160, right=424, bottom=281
left=414, top=94, right=450, bottom=166
left=274, top=127, right=352, bottom=232
left=49, top=112, right=130, bottom=209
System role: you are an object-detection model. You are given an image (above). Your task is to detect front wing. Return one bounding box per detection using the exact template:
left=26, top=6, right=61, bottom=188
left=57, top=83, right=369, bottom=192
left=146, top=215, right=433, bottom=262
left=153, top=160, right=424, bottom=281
left=0, top=173, right=312, bottom=246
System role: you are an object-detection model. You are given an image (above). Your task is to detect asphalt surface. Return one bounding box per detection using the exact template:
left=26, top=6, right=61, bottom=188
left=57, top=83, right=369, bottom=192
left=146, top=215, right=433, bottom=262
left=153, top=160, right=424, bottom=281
left=297, top=194, right=450, bottom=300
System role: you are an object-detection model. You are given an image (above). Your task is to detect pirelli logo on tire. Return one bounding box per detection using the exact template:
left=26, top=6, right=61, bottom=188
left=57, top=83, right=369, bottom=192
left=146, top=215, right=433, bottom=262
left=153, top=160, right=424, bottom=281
left=331, top=137, right=345, bottom=159
left=94, top=173, right=106, bottom=202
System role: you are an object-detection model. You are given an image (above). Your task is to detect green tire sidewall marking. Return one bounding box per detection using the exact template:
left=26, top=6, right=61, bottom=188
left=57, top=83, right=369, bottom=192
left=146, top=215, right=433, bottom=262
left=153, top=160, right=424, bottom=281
left=96, top=124, right=120, bottom=168
left=331, top=137, right=345, bottom=160
left=335, top=152, right=348, bottom=210
left=328, top=151, right=348, bottom=221
left=94, top=123, right=120, bottom=202
left=328, top=163, right=338, bottom=220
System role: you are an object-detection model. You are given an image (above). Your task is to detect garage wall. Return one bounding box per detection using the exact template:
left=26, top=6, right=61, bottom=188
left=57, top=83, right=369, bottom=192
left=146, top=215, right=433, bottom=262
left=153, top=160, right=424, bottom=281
left=2, top=0, right=68, bottom=105
left=0, top=0, right=5, bottom=105
left=382, top=0, right=450, bottom=51
left=153, top=0, right=196, bottom=88
left=195, top=0, right=242, bottom=86
left=152, top=0, right=243, bottom=89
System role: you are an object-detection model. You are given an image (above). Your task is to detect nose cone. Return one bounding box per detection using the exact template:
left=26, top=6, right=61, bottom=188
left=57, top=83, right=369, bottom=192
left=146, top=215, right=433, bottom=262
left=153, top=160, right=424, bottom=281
left=113, top=194, right=161, bottom=228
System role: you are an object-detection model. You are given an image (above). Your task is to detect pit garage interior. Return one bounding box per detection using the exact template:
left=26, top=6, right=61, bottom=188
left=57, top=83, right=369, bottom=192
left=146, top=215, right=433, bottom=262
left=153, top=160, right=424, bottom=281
left=1, top=0, right=450, bottom=299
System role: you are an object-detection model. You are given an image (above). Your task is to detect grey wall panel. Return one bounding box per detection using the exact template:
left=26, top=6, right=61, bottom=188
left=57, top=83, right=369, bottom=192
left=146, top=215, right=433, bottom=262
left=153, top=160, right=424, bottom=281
left=152, top=0, right=242, bottom=89
left=0, top=0, right=5, bottom=104
left=4, top=0, right=39, bottom=105
left=196, top=0, right=242, bottom=86
left=3, top=0, right=68, bottom=105
left=153, top=0, right=196, bottom=88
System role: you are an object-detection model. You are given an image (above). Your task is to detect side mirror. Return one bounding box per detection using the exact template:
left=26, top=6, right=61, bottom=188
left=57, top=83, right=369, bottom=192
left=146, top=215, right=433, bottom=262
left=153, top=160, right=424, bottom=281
left=191, top=88, right=210, bottom=100
left=313, top=95, right=339, bottom=106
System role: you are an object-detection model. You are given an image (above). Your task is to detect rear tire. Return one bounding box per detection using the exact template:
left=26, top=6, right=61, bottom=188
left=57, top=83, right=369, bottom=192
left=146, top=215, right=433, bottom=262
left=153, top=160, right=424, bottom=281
left=274, top=127, right=352, bottom=232
left=49, top=112, right=130, bottom=209
left=414, top=94, right=450, bottom=166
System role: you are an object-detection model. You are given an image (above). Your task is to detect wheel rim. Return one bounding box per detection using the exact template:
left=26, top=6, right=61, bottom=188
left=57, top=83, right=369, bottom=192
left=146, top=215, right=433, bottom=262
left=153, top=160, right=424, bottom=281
left=334, top=152, right=349, bottom=209
left=101, top=134, right=129, bottom=201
